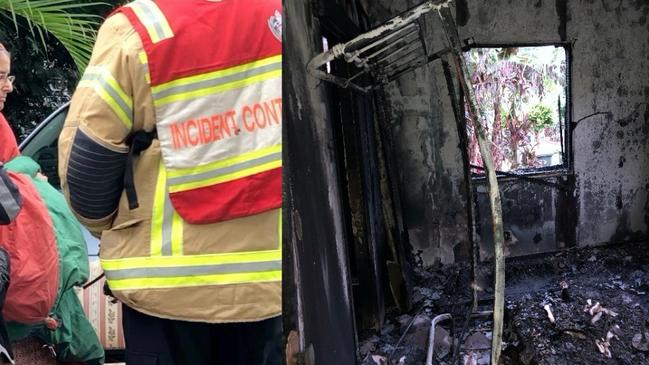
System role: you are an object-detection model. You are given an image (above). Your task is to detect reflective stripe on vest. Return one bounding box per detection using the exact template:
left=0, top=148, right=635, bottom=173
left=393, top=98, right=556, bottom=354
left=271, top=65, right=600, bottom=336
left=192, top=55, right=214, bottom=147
left=124, top=0, right=173, bottom=44
left=166, top=144, right=281, bottom=193
left=102, top=160, right=282, bottom=290
left=120, top=0, right=282, bottom=225
left=151, top=55, right=282, bottom=106
left=78, top=66, right=133, bottom=129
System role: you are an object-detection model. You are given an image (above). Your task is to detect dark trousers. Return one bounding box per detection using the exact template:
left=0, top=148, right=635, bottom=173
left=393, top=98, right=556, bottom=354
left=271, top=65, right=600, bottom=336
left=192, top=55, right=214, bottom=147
left=122, top=305, right=282, bottom=365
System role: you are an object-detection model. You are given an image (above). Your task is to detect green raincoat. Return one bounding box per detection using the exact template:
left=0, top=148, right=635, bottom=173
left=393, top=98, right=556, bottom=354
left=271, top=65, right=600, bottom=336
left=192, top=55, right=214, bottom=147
left=5, top=156, right=104, bottom=364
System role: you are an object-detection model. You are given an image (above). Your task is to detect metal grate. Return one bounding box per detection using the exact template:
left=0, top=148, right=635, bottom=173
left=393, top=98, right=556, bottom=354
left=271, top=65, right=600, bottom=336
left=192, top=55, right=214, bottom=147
left=308, top=0, right=452, bottom=92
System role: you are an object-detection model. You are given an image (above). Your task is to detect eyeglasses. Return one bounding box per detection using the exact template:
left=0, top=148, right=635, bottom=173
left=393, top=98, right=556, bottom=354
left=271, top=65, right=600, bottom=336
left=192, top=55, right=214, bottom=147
left=0, top=75, right=14, bottom=85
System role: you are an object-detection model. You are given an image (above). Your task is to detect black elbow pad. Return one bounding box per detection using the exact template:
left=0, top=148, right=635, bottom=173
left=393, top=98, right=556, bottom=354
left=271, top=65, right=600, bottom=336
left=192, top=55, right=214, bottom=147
left=67, top=129, right=127, bottom=220
left=0, top=167, right=22, bottom=224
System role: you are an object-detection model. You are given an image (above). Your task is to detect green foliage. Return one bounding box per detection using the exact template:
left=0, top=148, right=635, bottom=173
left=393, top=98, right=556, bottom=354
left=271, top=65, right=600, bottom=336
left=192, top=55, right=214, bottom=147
left=0, top=0, right=109, bottom=72
left=528, top=104, right=554, bottom=132
left=0, top=0, right=120, bottom=140
left=1, top=27, right=78, bottom=140
left=466, top=46, right=566, bottom=171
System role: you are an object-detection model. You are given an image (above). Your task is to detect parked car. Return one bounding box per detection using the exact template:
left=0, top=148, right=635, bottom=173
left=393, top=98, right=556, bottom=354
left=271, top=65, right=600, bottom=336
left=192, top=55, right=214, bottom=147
left=19, top=102, right=125, bottom=362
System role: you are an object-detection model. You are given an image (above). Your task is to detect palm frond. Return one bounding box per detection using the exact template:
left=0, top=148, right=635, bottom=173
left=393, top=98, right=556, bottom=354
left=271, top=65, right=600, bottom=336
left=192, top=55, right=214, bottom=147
left=0, top=0, right=109, bottom=72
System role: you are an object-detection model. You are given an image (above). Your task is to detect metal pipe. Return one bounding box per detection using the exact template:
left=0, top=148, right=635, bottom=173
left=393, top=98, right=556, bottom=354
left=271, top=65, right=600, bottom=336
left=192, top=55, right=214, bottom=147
left=371, top=36, right=421, bottom=67
left=365, top=27, right=420, bottom=60
left=426, top=313, right=453, bottom=365
left=438, top=6, right=506, bottom=365
left=374, top=42, right=423, bottom=70
left=425, top=310, right=494, bottom=365
left=338, top=0, right=450, bottom=55
left=353, top=23, right=418, bottom=58
left=377, top=55, right=424, bottom=80
left=307, top=66, right=372, bottom=93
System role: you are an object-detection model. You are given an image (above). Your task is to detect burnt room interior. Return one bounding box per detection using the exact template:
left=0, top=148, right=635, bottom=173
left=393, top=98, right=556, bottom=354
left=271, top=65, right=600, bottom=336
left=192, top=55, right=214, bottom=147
left=283, top=0, right=649, bottom=364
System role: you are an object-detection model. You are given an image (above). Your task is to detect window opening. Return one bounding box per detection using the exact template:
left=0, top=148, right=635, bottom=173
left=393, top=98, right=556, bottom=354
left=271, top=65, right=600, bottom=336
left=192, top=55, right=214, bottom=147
left=465, top=45, right=568, bottom=174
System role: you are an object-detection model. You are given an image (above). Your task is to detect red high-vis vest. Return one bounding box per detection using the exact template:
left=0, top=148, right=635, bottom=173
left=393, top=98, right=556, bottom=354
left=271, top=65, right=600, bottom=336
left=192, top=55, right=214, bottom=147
left=119, top=0, right=282, bottom=224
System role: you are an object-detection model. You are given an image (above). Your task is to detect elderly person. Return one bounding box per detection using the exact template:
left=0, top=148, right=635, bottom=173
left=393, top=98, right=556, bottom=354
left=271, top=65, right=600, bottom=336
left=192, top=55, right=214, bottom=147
left=0, top=41, right=55, bottom=365
left=0, top=42, right=21, bottom=365
left=0, top=43, right=103, bottom=365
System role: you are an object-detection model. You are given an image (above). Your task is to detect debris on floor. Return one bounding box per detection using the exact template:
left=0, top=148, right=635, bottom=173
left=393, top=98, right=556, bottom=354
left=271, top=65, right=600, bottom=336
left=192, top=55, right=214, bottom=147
left=358, top=241, right=649, bottom=364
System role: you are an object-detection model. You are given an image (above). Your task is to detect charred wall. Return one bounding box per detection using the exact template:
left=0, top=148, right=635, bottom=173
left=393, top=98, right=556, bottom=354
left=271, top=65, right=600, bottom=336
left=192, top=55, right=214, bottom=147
left=360, top=1, right=471, bottom=265
left=571, top=0, right=649, bottom=246
left=284, top=1, right=649, bottom=363
left=365, top=0, right=649, bottom=263
left=284, top=1, right=358, bottom=363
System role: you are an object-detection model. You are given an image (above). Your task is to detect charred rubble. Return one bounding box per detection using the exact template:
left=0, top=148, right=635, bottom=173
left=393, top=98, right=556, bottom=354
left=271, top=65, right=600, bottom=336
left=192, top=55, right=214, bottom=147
left=359, top=242, right=649, bottom=364
left=284, top=0, right=649, bottom=364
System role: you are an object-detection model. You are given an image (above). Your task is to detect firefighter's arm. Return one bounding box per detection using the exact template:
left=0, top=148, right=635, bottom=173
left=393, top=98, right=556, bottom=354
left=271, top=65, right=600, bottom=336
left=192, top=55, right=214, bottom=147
left=59, top=13, right=149, bottom=235
left=0, top=164, right=21, bottom=225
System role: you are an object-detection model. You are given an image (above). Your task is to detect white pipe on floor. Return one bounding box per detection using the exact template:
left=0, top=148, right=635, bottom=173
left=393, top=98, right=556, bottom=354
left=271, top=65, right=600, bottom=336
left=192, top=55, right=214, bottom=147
left=426, top=313, right=452, bottom=365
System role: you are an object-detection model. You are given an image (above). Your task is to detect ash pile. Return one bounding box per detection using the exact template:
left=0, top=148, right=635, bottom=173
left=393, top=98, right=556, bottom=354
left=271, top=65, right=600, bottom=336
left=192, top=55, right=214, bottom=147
left=359, top=241, right=649, bottom=365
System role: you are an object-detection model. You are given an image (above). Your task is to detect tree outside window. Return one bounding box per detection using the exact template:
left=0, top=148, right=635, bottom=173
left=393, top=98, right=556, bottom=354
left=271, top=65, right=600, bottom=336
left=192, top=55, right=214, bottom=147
left=465, top=45, right=567, bottom=173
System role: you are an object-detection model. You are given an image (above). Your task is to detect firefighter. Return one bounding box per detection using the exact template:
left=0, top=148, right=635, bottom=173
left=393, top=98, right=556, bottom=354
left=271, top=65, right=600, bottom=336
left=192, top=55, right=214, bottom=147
left=58, top=1, right=282, bottom=364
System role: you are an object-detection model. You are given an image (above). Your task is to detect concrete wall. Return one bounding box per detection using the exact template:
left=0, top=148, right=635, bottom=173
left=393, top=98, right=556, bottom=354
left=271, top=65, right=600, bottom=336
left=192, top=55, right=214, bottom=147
left=368, top=0, right=649, bottom=263
left=571, top=0, right=649, bottom=246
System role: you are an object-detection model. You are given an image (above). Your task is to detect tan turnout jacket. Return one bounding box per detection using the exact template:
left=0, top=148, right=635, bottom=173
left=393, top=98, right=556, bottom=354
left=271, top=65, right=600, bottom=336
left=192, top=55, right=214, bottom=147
left=58, top=12, right=281, bottom=323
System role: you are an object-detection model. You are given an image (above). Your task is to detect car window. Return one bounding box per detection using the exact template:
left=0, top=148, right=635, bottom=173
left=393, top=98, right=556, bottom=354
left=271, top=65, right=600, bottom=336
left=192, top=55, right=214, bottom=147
left=20, top=104, right=68, bottom=190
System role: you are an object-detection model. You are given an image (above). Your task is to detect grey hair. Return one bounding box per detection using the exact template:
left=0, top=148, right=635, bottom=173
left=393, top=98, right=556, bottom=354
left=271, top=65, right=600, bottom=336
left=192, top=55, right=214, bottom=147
left=0, top=43, right=9, bottom=56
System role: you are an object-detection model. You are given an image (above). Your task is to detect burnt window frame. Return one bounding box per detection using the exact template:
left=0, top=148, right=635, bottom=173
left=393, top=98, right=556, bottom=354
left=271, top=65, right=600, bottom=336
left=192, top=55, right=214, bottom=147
left=462, top=41, right=574, bottom=179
